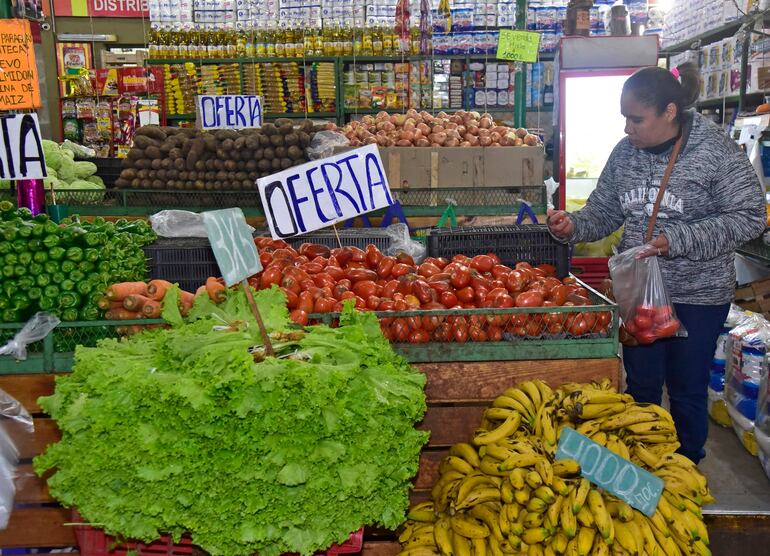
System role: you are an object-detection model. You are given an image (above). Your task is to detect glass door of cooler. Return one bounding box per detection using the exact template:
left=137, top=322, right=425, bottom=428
left=559, top=69, right=634, bottom=257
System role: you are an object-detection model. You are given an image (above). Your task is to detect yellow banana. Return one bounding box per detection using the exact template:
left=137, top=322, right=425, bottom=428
left=599, top=409, right=659, bottom=431
left=633, top=433, right=678, bottom=444
left=479, top=456, right=510, bottom=477
left=444, top=455, right=477, bottom=476
left=605, top=500, right=633, bottom=522
left=527, top=541, right=545, bottom=556
left=520, top=381, right=543, bottom=410
left=456, top=474, right=499, bottom=508
left=633, top=513, right=662, bottom=556
left=405, top=530, right=441, bottom=549
left=552, top=459, right=581, bottom=477
left=527, top=497, right=549, bottom=513
left=449, top=442, right=482, bottom=469
left=590, top=431, right=608, bottom=446
left=536, top=458, right=554, bottom=486
left=510, top=468, right=527, bottom=489
left=485, top=407, right=517, bottom=422
left=571, top=479, right=590, bottom=514
left=498, top=507, right=511, bottom=537
left=469, top=503, right=505, bottom=541
left=605, top=435, right=631, bottom=461
left=550, top=531, right=569, bottom=553
left=536, top=404, right=558, bottom=447
left=400, top=521, right=434, bottom=543
left=677, top=506, right=708, bottom=543
left=590, top=534, right=610, bottom=556
left=682, top=496, right=703, bottom=519
left=565, top=538, right=579, bottom=556
left=576, top=419, right=604, bottom=437
left=514, top=485, right=532, bottom=506
left=533, top=485, right=556, bottom=505
left=552, top=476, right=571, bottom=496
left=648, top=509, right=670, bottom=537
left=576, top=504, right=595, bottom=528
left=587, top=491, right=613, bottom=543
left=522, top=527, right=551, bottom=545
left=691, top=539, right=712, bottom=556
left=484, top=443, right=517, bottom=462
left=396, top=548, right=441, bottom=556
left=473, top=413, right=522, bottom=446
left=578, top=402, right=627, bottom=420
left=534, top=380, right=553, bottom=403
left=626, top=421, right=676, bottom=435
left=506, top=534, right=522, bottom=552
left=523, top=511, right=544, bottom=529
left=433, top=474, right=464, bottom=512
left=503, top=388, right=537, bottom=419
left=574, top=389, right=626, bottom=405
left=453, top=531, right=472, bottom=556
left=408, top=501, right=438, bottom=522
left=433, top=517, right=454, bottom=556
left=451, top=515, right=490, bottom=539
left=493, top=394, right=532, bottom=417
left=661, top=490, right=686, bottom=511
left=500, top=477, right=514, bottom=504
left=510, top=513, right=526, bottom=537
left=546, top=495, right=563, bottom=532
left=631, top=444, right=660, bottom=469
left=470, top=538, right=487, bottom=556
left=576, top=526, right=596, bottom=556
left=500, top=452, right=546, bottom=472
left=487, top=531, right=504, bottom=556
left=615, top=519, right=643, bottom=555
left=560, top=495, right=578, bottom=538
left=634, top=403, right=675, bottom=426
left=544, top=544, right=556, bottom=556
left=526, top=470, right=545, bottom=489
left=454, top=486, right=502, bottom=511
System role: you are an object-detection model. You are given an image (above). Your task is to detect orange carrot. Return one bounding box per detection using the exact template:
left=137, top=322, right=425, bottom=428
left=206, top=277, right=226, bottom=303
left=106, top=282, right=148, bottom=301
left=123, top=294, right=153, bottom=311
left=105, top=308, right=142, bottom=320
left=181, top=301, right=194, bottom=317
left=195, top=285, right=207, bottom=297
left=142, top=300, right=163, bottom=318
left=97, top=296, right=111, bottom=310
left=179, top=290, right=195, bottom=307
left=147, top=279, right=174, bottom=301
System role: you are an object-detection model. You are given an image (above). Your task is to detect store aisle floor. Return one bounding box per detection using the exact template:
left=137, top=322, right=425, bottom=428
left=701, top=422, right=770, bottom=514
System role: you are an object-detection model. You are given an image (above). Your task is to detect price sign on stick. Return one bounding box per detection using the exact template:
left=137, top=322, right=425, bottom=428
left=0, top=114, right=47, bottom=180
left=555, top=428, right=663, bottom=516
left=0, top=19, right=40, bottom=110
left=202, top=208, right=273, bottom=356
left=496, top=29, right=542, bottom=63
left=257, top=144, right=393, bottom=240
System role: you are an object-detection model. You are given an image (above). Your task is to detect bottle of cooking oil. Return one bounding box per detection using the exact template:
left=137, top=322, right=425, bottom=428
left=361, top=25, right=373, bottom=55
left=274, top=22, right=285, bottom=57
left=372, top=26, right=383, bottom=55
left=255, top=26, right=266, bottom=57
left=265, top=23, right=276, bottom=57
left=285, top=26, right=296, bottom=58
left=148, top=26, right=160, bottom=59
left=383, top=26, right=393, bottom=56
left=244, top=26, right=255, bottom=57
left=341, top=22, right=353, bottom=55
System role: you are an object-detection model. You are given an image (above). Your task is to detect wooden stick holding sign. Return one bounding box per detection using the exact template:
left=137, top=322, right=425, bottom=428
left=202, top=208, right=274, bottom=356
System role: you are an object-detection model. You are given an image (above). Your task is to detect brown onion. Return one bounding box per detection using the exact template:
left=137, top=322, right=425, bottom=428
left=524, top=134, right=539, bottom=146
left=489, top=142, right=501, bottom=147
left=432, top=125, right=445, bottom=134
left=479, top=136, right=493, bottom=147
left=365, top=136, right=378, bottom=144
left=395, top=139, right=412, bottom=146
left=468, top=135, right=479, bottom=146
left=349, top=138, right=361, bottom=146
left=490, top=132, right=501, bottom=143
left=513, top=138, right=524, bottom=146
left=456, top=125, right=466, bottom=136
left=415, top=138, right=431, bottom=147
left=400, top=130, right=415, bottom=142
left=417, top=122, right=431, bottom=135
left=460, top=141, right=471, bottom=147
left=444, top=138, right=460, bottom=147
left=492, top=126, right=509, bottom=135
left=466, top=124, right=479, bottom=135
left=515, top=127, right=528, bottom=138
left=445, top=122, right=458, bottom=130
left=430, top=132, right=447, bottom=145
left=479, top=117, right=493, bottom=129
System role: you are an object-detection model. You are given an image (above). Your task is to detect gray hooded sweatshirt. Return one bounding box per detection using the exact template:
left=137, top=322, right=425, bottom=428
left=567, top=111, right=766, bottom=305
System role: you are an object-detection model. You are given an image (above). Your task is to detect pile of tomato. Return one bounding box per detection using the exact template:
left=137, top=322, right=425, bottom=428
left=251, top=238, right=613, bottom=343
left=623, top=304, right=681, bottom=344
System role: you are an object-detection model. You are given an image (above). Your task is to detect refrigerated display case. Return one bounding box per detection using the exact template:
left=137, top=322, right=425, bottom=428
left=556, top=35, right=659, bottom=285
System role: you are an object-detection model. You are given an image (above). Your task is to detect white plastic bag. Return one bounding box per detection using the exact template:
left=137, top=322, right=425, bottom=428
left=0, top=388, right=34, bottom=530
left=384, top=223, right=426, bottom=264
left=608, top=246, right=686, bottom=344
left=150, top=210, right=208, bottom=237
left=0, top=312, right=60, bottom=361
left=306, top=131, right=350, bottom=160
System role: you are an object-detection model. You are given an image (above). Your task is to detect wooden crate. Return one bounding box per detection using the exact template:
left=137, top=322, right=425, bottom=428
left=0, top=358, right=621, bottom=551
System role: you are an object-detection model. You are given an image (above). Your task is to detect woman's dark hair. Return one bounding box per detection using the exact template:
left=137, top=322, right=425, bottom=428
left=622, top=62, right=701, bottom=122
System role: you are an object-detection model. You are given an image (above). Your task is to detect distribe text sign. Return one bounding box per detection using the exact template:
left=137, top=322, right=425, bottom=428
left=257, top=144, right=393, bottom=239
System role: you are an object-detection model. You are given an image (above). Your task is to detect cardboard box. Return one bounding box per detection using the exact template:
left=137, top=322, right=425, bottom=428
left=373, top=146, right=544, bottom=188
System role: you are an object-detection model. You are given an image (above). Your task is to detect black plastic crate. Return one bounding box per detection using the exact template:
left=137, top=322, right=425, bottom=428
left=286, top=229, right=392, bottom=252
left=93, top=158, right=124, bottom=187
left=426, top=225, right=570, bottom=278
left=142, top=237, right=220, bottom=293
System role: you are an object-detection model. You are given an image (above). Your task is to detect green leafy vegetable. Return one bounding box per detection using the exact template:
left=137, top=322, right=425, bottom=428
left=35, top=288, right=428, bottom=556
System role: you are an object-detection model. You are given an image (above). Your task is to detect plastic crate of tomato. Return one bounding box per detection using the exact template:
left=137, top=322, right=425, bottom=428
left=73, top=510, right=364, bottom=556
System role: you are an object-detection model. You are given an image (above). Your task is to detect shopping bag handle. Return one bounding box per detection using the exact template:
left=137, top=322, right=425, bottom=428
left=645, top=135, right=683, bottom=243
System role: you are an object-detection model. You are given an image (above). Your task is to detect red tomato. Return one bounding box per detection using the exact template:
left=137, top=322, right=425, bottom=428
left=413, top=280, right=435, bottom=304
left=492, top=293, right=515, bottom=309
left=439, top=291, right=458, bottom=308
left=299, top=243, right=331, bottom=259
left=353, top=280, right=379, bottom=299
left=289, top=309, right=309, bottom=326
left=325, top=265, right=345, bottom=281
left=433, top=323, right=451, bottom=342
left=536, top=263, right=557, bottom=277
left=365, top=244, right=383, bottom=268
left=597, top=311, right=612, bottom=328
left=347, top=268, right=378, bottom=282
left=470, top=255, right=495, bottom=273
left=567, top=316, right=588, bottom=336
left=259, top=252, right=272, bottom=267
left=633, top=314, right=654, bottom=330
left=409, top=329, right=431, bottom=344
left=428, top=272, right=452, bottom=283
left=526, top=319, right=544, bottom=337
left=567, top=294, right=591, bottom=306
left=545, top=320, right=563, bottom=334
left=391, top=263, right=412, bottom=277
left=391, top=319, right=411, bottom=342
left=548, top=284, right=568, bottom=305
left=382, top=280, right=399, bottom=299
left=516, top=291, right=544, bottom=308
left=469, top=325, right=488, bottom=342
left=653, top=306, right=674, bottom=324
left=624, top=319, right=639, bottom=336
left=655, top=319, right=680, bottom=338
left=377, top=256, right=396, bottom=279
left=487, top=253, right=501, bottom=265
left=418, top=262, right=442, bottom=278
left=281, top=276, right=302, bottom=296
left=281, top=288, right=299, bottom=309
left=453, top=322, right=469, bottom=343
left=452, top=254, right=472, bottom=266
left=397, top=275, right=417, bottom=296
left=487, top=325, right=504, bottom=342
left=331, top=247, right=352, bottom=267
left=339, top=291, right=357, bottom=301
left=486, top=287, right=508, bottom=301
left=505, top=270, right=527, bottom=293
left=562, top=276, right=577, bottom=286
left=450, top=266, right=471, bottom=289
left=490, top=279, right=506, bottom=291
left=456, top=286, right=475, bottom=303
left=312, top=273, right=336, bottom=289
left=636, top=328, right=657, bottom=344
left=302, top=262, right=324, bottom=274
left=314, top=297, right=336, bottom=313
left=395, top=252, right=415, bottom=267
left=635, top=304, right=655, bottom=319
left=470, top=272, right=491, bottom=291
left=378, top=299, right=396, bottom=311
left=474, top=287, right=489, bottom=304
left=333, top=283, right=350, bottom=300
left=516, top=261, right=533, bottom=271
left=491, top=264, right=513, bottom=279
left=260, top=267, right=282, bottom=289
left=346, top=246, right=365, bottom=263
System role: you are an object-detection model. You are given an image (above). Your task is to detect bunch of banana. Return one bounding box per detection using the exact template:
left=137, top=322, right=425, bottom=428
left=397, top=380, right=714, bottom=556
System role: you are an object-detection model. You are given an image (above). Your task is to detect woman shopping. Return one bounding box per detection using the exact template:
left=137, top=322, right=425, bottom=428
left=547, top=63, right=766, bottom=463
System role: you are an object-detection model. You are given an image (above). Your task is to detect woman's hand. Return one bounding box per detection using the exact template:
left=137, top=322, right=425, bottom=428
left=636, top=234, right=669, bottom=259
left=546, top=209, right=575, bottom=239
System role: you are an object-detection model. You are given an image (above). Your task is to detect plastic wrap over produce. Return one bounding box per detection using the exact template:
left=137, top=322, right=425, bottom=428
left=306, top=131, right=350, bottom=160
left=384, top=223, right=426, bottom=264
left=724, top=315, right=770, bottom=422
left=0, top=312, right=60, bottom=361
left=0, top=388, right=34, bottom=529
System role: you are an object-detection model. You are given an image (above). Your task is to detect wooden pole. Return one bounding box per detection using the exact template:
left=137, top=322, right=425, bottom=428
left=241, top=279, right=274, bottom=357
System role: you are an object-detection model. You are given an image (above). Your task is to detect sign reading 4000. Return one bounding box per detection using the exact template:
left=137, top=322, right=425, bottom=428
left=257, top=144, right=393, bottom=239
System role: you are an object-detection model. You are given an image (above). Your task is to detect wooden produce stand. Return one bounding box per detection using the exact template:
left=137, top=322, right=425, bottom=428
left=0, top=355, right=620, bottom=552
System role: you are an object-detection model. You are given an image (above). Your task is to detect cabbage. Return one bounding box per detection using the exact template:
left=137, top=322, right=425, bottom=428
left=58, top=157, right=76, bottom=183
left=46, top=166, right=58, bottom=178
left=85, top=175, right=104, bottom=187
left=44, top=149, right=64, bottom=171
left=74, top=161, right=97, bottom=179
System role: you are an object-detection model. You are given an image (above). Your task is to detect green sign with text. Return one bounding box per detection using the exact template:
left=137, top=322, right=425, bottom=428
left=496, top=29, right=541, bottom=63
left=555, top=428, right=664, bottom=517
left=202, top=208, right=262, bottom=287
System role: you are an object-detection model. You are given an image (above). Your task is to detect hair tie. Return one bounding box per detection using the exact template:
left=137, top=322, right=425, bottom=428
left=670, top=67, right=681, bottom=82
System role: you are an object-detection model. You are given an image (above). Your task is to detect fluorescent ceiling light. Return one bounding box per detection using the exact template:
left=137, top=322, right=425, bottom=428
left=57, top=33, right=118, bottom=42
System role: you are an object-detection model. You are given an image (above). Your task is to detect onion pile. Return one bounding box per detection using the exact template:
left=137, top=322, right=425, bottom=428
left=327, top=109, right=542, bottom=148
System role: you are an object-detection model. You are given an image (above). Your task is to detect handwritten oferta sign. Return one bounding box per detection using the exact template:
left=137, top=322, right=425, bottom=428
left=202, top=208, right=262, bottom=287
left=196, top=95, right=263, bottom=130
left=0, top=114, right=47, bottom=180
left=496, top=29, right=541, bottom=63
left=257, top=144, right=393, bottom=240
left=555, top=427, right=664, bottom=516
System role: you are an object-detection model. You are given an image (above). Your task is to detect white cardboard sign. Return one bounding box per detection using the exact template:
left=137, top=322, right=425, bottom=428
left=196, top=95, right=263, bottom=130
left=0, top=113, right=46, bottom=180
left=257, top=144, right=393, bottom=239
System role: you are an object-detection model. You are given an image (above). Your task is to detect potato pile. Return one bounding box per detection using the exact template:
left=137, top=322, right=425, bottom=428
left=115, top=120, right=323, bottom=191
left=328, top=109, right=543, bottom=148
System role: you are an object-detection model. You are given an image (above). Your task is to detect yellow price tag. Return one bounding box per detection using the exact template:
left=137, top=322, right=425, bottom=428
left=496, top=29, right=542, bottom=63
